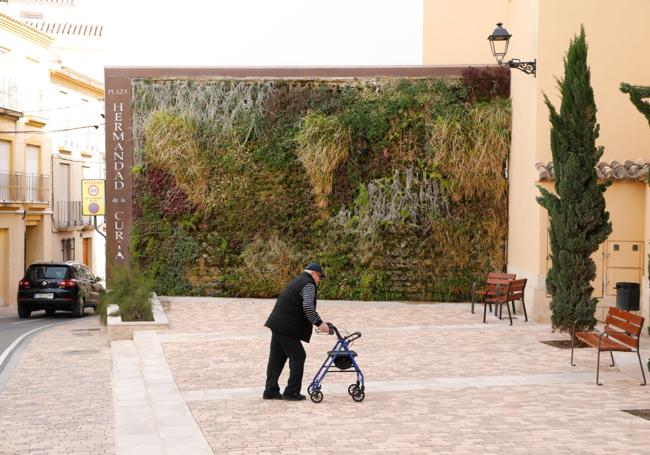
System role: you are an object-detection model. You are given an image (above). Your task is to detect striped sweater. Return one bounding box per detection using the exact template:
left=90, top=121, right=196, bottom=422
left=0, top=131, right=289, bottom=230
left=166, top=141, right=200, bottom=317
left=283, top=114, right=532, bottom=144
left=300, top=282, right=322, bottom=326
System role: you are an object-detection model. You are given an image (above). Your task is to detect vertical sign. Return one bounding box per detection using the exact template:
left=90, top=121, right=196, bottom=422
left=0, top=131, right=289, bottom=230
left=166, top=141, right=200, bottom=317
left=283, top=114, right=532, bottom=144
left=105, top=76, right=133, bottom=265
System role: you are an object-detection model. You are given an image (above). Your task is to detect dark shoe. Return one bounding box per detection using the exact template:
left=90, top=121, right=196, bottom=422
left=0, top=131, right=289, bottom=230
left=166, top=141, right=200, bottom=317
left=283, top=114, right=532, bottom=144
left=282, top=393, right=306, bottom=401
left=262, top=392, right=283, bottom=400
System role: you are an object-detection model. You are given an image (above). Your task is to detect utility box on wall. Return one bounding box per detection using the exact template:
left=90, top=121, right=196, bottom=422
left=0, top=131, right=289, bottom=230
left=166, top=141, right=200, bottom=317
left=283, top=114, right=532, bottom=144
left=605, top=241, right=643, bottom=296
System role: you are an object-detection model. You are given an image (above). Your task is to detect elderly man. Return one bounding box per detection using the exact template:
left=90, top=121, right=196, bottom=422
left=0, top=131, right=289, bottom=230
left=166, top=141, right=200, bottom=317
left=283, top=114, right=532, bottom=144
left=263, top=263, right=330, bottom=401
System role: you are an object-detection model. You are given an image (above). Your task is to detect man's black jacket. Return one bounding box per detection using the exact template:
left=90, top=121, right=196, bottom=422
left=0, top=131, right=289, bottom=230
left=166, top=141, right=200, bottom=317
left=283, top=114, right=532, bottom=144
left=265, top=272, right=317, bottom=342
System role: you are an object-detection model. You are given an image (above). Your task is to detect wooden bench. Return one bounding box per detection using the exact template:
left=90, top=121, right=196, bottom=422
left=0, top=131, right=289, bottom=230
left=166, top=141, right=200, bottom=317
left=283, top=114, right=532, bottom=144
left=507, top=278, right=528, bottom=322
left=471, top=272, right=516, bottom=315
left=482, top=278, right=512, bottom=324
left=571, top=307, right=647, bottom=386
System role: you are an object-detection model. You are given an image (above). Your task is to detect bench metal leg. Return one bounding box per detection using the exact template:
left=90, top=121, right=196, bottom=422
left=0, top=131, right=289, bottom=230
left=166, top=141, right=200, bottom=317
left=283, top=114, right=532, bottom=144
left=570, top=323, right=578, bottom=366
left=609, top=351, right=615, bottom=367
left=471, top=283, right=476, bottom=314
left=596, top=348, right=602, bottom=386
left=521, top=298, right=528, bottom=322
left=511, top=301, right=516, bottom=314
left=483, top=301, right=488, bottom=323
left=637, top=350, right=647, bottom=386
left=505, top=300, right=512, bottom=325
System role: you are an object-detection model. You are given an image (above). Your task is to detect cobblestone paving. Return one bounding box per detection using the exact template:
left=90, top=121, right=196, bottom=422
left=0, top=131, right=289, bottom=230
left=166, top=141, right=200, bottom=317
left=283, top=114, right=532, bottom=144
left=0, top=317, right=114, bottom=455
left=160, top=297, right=650, bottom=454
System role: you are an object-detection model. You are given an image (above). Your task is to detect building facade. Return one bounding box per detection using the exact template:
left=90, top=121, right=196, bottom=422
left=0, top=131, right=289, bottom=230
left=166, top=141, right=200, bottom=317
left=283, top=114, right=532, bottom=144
left=0, top=8, right=104, bottom=307
left=423, top=0, right=650, bottom=322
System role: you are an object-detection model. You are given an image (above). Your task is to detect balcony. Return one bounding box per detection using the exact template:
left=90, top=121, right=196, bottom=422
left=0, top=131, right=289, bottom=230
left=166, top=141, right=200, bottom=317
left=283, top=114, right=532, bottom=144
left=0, top=172, right=49, bottom=203
left=0, top=77, right=18, bottom=111
left=0, top=76, right=47, bottom=120
left=54, top=200, right=91, bottom=230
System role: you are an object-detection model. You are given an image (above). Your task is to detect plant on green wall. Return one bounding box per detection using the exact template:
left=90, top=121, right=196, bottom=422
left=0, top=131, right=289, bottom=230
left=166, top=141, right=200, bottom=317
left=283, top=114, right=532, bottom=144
left=130, top=73, right=511, bottom=301
left=537, top=27, right=612, bottom=333
left=295, top=112, right=351, bottom=210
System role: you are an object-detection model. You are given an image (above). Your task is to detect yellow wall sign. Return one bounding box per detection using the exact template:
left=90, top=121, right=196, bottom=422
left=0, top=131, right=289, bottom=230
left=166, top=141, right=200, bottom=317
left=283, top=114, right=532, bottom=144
left=82, top=179, right=106, bottom=216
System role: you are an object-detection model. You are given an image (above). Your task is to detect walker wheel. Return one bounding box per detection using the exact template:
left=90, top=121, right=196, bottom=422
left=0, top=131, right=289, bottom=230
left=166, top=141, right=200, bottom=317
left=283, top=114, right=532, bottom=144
left=310, top=390, right=323, bottom=403
left=307, top=385, right=313, bottom=395
left=352, top=388, right=365, bottom=402
left=348, top=384, right=358, bottom=396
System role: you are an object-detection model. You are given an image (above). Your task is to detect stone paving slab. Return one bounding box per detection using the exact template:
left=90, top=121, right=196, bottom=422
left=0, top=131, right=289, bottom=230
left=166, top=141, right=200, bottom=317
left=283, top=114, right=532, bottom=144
left=189, top=384, right=650, bottom=455
left=0, top=317, right=114, bottom=455
left=157, top=297, right=650, bottom=454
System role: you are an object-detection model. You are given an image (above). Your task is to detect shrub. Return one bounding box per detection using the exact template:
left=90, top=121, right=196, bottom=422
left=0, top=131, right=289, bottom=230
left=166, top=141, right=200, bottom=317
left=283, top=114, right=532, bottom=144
left=97, top=261, right=154, bottom=324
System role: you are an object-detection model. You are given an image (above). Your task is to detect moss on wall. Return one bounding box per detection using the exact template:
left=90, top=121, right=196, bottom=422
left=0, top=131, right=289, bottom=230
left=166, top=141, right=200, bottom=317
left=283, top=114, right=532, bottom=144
left=131, top=72, right=510, bottom=301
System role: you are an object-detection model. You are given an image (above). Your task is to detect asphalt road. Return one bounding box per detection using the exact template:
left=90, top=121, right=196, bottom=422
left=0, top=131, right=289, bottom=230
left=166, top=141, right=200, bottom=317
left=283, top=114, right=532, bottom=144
left=0, top=310, right=85, bottom=389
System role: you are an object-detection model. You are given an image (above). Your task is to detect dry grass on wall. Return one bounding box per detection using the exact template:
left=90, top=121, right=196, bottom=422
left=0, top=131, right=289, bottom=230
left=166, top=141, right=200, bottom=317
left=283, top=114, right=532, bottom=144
left=295, top=112, right=351, bottom=211
left=143, top=111, right=254, bottom=213
left=429, top=99, right=511, bottom=202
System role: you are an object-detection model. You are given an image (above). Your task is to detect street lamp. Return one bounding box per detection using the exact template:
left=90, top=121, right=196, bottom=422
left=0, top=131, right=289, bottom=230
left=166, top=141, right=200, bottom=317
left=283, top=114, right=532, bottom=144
left=488, top=22, right=536, bottom=77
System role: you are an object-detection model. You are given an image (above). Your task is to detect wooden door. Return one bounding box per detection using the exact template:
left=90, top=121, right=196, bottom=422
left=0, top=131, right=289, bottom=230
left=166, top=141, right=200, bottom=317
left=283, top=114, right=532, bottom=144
left=83, top=238, right=91, bottom=266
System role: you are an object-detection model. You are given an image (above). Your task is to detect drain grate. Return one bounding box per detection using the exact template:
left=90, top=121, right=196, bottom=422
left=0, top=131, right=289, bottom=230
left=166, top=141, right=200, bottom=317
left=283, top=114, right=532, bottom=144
left=71, top=328, right=101, bottom=332
left=622, top=409, right=650, bottom=420
left=64, top=349, right=99, bottom=355
left=540, top=340, right=589, bottom=349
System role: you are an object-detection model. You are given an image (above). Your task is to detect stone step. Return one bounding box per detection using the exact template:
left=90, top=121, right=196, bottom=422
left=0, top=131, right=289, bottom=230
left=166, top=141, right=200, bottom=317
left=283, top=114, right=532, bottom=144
left=112, top=331, right=214, bottom=455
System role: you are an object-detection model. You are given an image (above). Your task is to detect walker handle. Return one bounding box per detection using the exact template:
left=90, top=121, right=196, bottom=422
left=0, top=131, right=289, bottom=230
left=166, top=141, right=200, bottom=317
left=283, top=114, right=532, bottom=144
left=327, top=323, right=361, bottom=341
left=326, top=322, right=339, bottom=337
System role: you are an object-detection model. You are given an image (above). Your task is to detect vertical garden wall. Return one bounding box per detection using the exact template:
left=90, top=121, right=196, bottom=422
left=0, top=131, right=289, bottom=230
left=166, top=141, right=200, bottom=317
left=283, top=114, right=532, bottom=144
left=129, top=68, right=510, bottom=301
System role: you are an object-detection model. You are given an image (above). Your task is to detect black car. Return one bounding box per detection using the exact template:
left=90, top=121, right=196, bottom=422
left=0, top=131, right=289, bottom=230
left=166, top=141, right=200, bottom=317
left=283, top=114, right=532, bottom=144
left=17, top=261, right=104, bottom=318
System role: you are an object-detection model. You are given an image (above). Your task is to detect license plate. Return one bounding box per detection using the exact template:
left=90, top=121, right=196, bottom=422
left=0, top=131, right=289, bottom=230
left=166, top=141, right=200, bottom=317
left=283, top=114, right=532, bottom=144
left=34, top=293, right=54, bottom=299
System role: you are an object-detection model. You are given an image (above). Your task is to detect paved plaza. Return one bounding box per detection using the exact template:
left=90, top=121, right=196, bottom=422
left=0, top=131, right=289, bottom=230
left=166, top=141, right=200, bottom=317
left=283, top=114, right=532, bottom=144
left=1, top=298, right=650, bottom=454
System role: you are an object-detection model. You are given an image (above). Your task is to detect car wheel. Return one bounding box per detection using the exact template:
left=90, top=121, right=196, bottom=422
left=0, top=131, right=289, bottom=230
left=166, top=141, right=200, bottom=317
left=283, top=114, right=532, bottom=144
left=18, top=305, right=31, bottom=319
left=72, top=298, right=84, bottom=318
left=45, top=308, right=56, bottom=317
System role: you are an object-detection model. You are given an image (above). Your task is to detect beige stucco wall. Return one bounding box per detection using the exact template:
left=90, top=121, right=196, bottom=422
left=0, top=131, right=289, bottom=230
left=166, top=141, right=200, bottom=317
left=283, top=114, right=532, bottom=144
left=423, top=0, right=510, bottom=65
left=424, top=0, right=650, bottom=322
left=0, top=117, right=51, bottom=306
left=530, top=0, right=650, bottom=321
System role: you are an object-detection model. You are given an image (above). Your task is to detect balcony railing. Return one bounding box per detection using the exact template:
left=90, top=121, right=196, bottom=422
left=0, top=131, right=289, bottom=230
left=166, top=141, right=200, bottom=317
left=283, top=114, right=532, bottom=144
left=0, top=77, right=18, bottom=111
left=55, top=200, right=91, bottom=229
left=0, top=172, right=49, bottom=203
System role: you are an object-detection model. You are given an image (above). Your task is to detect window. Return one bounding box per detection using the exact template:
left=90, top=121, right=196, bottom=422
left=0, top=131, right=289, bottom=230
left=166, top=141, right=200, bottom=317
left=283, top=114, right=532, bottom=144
left=26, top=265, right=68, bottom=281
left=61, top=238, right=75, bottom=261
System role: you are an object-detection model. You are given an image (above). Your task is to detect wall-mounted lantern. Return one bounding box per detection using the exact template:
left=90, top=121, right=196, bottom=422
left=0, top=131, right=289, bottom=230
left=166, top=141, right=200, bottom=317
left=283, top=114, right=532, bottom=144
left=488, top=22, right=536, bottom=77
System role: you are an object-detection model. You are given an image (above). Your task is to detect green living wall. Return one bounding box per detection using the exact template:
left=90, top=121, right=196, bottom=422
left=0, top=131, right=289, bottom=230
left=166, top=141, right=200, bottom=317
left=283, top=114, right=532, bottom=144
left=131, top=69, right=511, bottom=301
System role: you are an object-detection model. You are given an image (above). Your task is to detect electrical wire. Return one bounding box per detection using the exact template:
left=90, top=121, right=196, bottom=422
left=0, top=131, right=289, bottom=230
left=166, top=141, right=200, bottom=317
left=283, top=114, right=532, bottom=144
left=20, top=102, right=105, bottom=114
left=0, top=124, right=104, bottom=134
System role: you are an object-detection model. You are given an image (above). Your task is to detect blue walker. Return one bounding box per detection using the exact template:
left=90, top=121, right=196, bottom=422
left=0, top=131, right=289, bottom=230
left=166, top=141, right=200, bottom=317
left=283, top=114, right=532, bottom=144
left=308, top=323, right=365, bottom=403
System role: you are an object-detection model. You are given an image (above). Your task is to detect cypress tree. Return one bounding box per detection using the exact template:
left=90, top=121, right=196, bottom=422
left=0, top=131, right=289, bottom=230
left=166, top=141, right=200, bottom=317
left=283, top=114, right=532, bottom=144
left=537, top=27, right=612, bottom=332
left=620, top=83, right=650, bottom=126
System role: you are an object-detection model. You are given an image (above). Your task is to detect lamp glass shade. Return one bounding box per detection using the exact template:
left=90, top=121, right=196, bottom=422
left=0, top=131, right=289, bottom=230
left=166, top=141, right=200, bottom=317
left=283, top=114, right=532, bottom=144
left=488, top=22, right=511, bottom=64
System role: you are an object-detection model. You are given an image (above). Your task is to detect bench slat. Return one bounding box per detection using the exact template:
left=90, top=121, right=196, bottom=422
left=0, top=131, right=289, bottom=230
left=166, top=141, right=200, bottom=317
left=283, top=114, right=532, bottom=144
left=604, top=330, right=639, bottom=349
left=605, top=315, right=642, bottom=338
left=609, top=307, right=644, bottom=326
left=575, top=332, right=632, bottom=351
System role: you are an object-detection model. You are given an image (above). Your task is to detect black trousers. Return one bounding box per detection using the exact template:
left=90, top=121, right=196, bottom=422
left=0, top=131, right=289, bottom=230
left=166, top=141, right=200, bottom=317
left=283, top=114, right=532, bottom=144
left=264, top=331, right=306, bottom=396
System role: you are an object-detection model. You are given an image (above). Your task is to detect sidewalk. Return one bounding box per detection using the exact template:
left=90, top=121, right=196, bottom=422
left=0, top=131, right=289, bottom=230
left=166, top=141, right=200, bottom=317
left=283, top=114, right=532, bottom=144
left=0, top=316, right=114, bottom=455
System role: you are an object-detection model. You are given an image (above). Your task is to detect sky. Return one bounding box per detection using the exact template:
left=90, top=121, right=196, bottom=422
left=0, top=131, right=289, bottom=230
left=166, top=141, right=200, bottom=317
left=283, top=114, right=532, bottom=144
left=104, top=0, right=423, bottom=67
